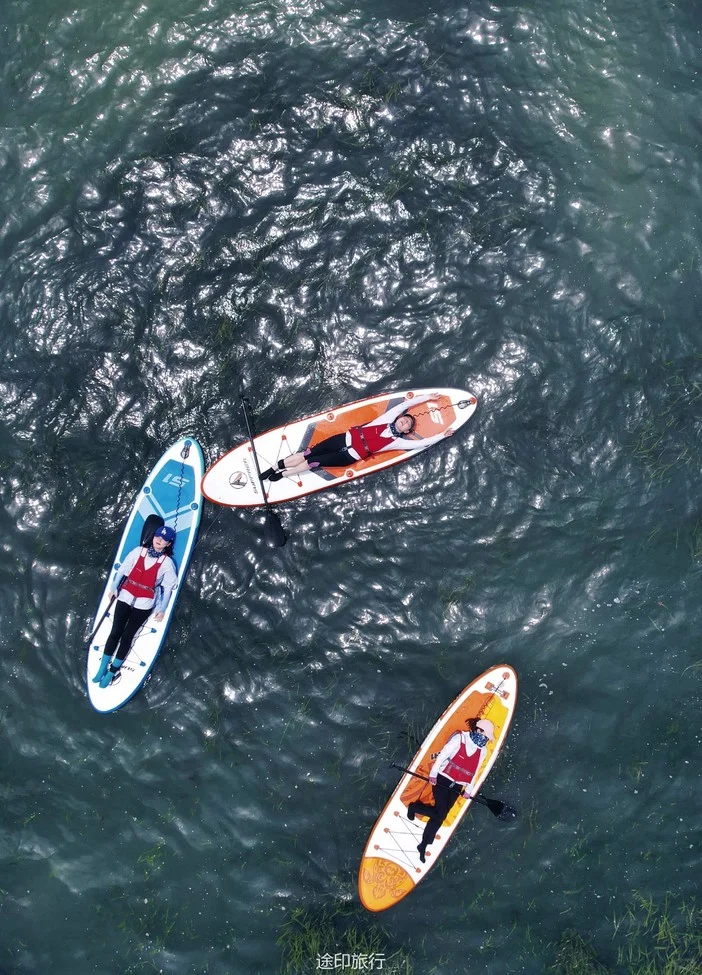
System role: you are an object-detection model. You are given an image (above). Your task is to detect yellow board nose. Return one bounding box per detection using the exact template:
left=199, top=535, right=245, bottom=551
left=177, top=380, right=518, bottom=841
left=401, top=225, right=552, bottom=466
left=358, top=857, right=415, bottom=912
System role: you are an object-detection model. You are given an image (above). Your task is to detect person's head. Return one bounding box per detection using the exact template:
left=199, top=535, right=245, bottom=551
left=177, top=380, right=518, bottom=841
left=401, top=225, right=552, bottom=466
left=466, top=717, right=495, bottom=748
left=152, top=525, right=176, bottom=553
left=393, top=412, right=416, bottom=435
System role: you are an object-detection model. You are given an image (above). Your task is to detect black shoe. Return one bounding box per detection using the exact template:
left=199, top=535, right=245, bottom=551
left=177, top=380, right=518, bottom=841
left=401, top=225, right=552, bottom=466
left=268, top=471, right=283, bottom=482
left=417, top=843, right=427, bottom=863
left=260, top=467, right=276, bottom=480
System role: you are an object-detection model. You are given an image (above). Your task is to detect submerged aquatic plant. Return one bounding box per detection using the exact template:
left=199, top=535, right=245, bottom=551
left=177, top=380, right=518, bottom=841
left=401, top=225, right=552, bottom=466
left=549, top=930, right=611, bottom=974
left=630, top=355, right=702, bottom=485
left=438, top=573, right=476, bottom=613
left=614, top=892, right=702, bottom=974
left=548, top=892, right=702, bottom=974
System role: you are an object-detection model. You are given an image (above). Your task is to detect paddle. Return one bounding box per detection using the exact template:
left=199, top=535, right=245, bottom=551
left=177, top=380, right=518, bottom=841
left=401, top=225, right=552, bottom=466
left=389, top=762, right=517, bottom=822
left=239, top=395, right=287, bottom=548
left=140, top=513, right=165, bottom=546
left=84, top=593, right=117, bottom=650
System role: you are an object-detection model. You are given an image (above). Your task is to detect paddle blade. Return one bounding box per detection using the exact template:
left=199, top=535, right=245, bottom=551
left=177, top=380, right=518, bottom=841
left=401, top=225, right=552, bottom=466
left=264, top=510, right=286, bottom=548
left=474, top=794, right=518, bottom=822
left=141, top=513, right=165, bottom=546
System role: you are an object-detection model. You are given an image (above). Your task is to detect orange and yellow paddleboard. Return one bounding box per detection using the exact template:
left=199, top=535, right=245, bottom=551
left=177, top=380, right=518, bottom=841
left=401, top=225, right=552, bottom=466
left=201, top=387, right=477, bottom=507
left=358, top=665, right=518, bottom=912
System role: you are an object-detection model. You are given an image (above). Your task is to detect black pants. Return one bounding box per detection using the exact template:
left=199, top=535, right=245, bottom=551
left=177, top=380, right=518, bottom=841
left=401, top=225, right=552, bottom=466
left=411, top=775, right=463, bottom=846
left=303, top=433, right=355, bottom=468
left=104, top=600, right=151, bottom=662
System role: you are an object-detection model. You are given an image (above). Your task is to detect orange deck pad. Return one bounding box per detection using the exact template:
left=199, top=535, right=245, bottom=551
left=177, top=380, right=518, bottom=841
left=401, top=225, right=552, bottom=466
left=358, top=857, right=416, bottom=912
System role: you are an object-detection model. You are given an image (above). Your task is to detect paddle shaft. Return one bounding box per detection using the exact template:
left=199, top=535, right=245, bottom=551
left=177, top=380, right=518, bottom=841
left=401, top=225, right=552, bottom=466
left=85, top=590, right=118, bottom=649
left=240, top=397, right=270, bottom=489
left=391, top=763, right=466, bottom=795
left=239, top=396, right=287, bottom=547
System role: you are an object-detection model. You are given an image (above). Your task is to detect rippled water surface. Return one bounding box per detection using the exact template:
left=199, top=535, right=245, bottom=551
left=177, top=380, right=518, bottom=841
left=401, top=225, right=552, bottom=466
left=2, top=0, right=701, bottom=972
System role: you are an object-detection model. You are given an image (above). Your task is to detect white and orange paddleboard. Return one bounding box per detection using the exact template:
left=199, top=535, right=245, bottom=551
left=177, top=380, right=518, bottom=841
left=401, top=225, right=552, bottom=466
left=358, top=665, right=518, bottom=912
left=201, top=387, right=477, bottom=506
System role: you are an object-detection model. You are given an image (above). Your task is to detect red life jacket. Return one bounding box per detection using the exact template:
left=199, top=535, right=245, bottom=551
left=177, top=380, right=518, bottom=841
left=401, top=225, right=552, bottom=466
left=442, top=735, right=482, bottom=784
left=348, top=423, right=395, bottom=459
left=121, top=548, right=163, bottom=602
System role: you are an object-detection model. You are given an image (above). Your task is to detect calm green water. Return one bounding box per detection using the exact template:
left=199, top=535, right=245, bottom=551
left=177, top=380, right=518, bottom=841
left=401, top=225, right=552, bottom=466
left=1, top=0, right=701, bottom=972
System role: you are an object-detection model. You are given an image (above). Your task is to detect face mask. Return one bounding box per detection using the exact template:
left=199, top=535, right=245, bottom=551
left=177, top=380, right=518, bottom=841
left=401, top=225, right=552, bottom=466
left=469, top=730, right=489, bottom=748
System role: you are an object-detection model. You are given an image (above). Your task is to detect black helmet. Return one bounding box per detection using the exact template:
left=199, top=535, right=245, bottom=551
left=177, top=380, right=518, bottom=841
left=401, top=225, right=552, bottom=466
left=390, top=412, right=416, bottom=437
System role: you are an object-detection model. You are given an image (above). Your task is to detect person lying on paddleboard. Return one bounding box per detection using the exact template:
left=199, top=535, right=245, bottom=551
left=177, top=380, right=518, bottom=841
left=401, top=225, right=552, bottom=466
left=92, top=525, right=178, bottom=689
left=407, top=717, right=495, bottom=863
left=260, top=392, right=454, bottom=482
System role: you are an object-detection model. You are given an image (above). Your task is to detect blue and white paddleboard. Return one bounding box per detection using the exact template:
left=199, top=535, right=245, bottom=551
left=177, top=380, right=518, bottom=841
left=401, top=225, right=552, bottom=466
left=86, top=438, right=204, bottom=713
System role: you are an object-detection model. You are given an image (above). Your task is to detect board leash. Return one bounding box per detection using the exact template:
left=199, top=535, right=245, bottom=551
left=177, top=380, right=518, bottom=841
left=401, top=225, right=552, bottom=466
left=171, top=440, right=190, bottom=537
left=409, top=398, right=476, bottom=420
left=170, top=435, right=225, bottom=561
left=474, top=674, right=507, bottom=723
